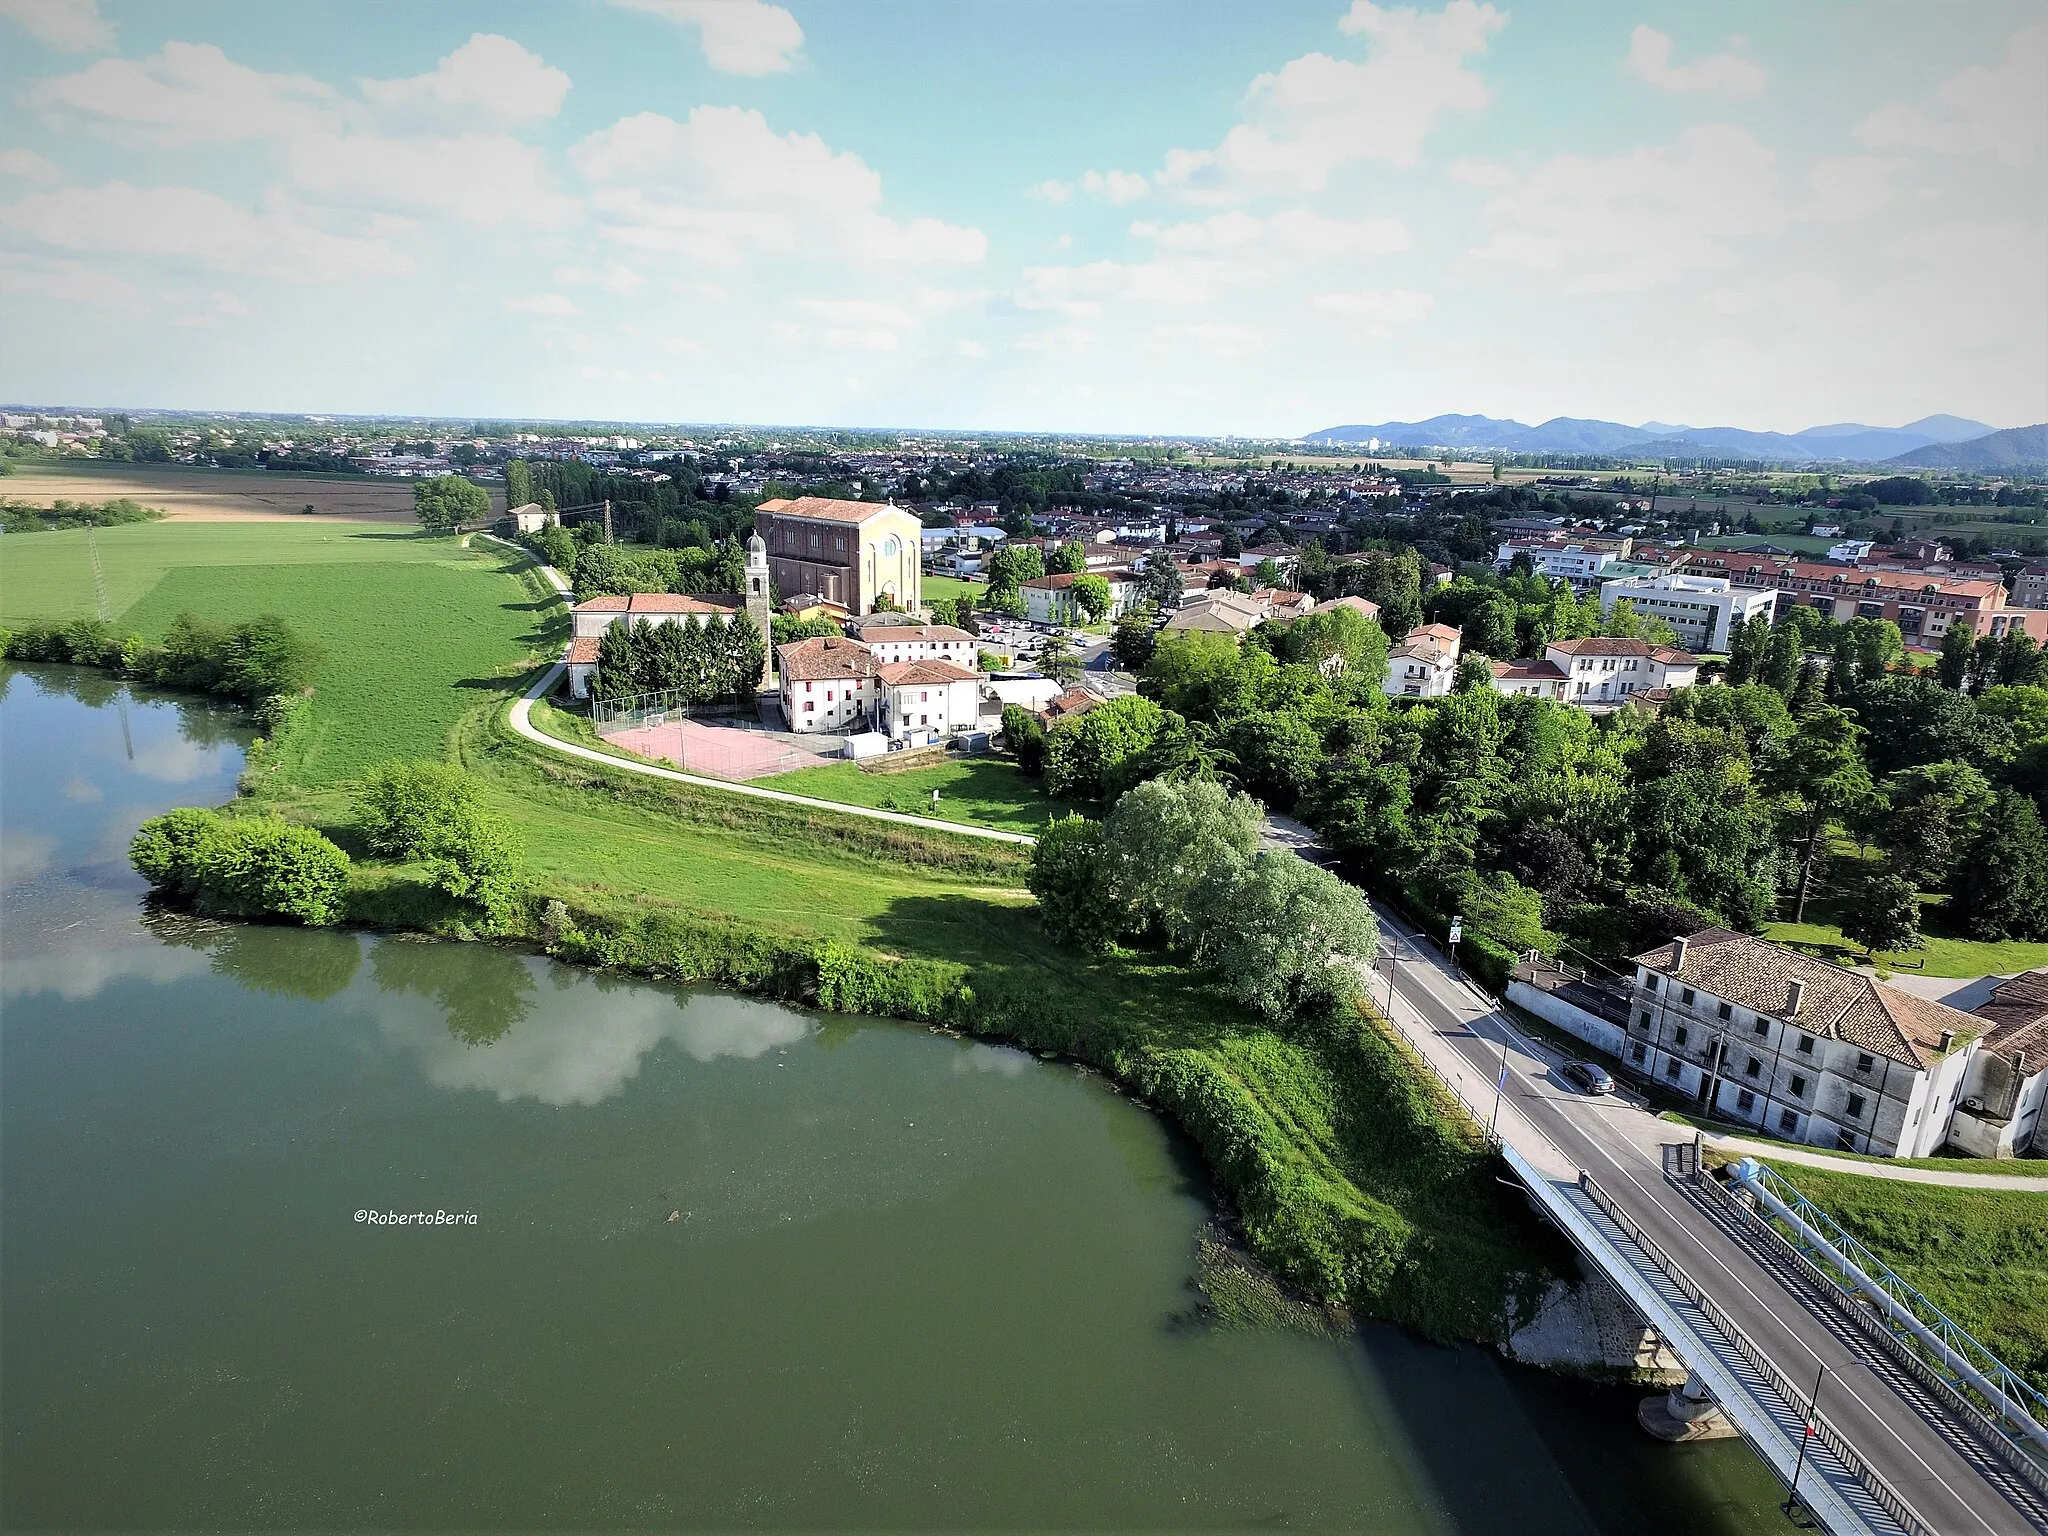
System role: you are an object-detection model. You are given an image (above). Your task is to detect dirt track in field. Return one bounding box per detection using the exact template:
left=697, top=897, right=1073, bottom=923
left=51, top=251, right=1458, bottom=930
left=0, top=464, right=434, bottom=522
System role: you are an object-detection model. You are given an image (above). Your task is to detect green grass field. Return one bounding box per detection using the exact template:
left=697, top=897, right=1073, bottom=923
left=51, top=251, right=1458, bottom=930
left=921, top=573, right=982, bottom=604
left=2, top=523, right=561, bottom=784
left=1761, top=1161, right=2048, bottom=1392
left=751, top=758, right=1084, bottom=834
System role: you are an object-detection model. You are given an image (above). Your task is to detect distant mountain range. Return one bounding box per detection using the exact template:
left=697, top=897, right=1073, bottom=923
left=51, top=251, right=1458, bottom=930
left=1882, top=424, right=2048, bottom=470
left=1300, top=413, right=2012, bottom=465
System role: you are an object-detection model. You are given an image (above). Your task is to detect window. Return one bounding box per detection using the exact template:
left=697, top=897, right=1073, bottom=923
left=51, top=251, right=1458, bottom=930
left=1717, top=1001, right=1732, bottom=1020
left=1836, top=1130, right=1857, bottom=1152
left=1855, top=1052, right=1874, bottom=1074
left=1736, top=1089, right=1756, bottom=1113
left=1745, top=1057, right=1762, bottom=1078
left=804, top=701, right=815, bottom=713
left=1778, top=1109, right=1799, bottom=1134
left=1674, top=1025, right=1689, bottom=1047
left=1643, top=975, right=1659, bottom=994
left=1638, top=1011, right=1653, bottom=1030
left=1681, top=988, right=1696, bottom=1005
left=1845, top=1093, right=1866, bottom=1120
left=1789, top=1074, right=1806, bottom=1098
left=1630, top=1042, right=1646, bottom=1065
left=1664, top=1058, right=1680, bottom=1079
left=1797, top=1034, right=1815, bottom=1055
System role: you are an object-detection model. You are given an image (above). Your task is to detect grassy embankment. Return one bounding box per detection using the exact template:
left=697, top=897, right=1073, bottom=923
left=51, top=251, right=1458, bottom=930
left=2, top=520, right=1564, bottom=1345
left=1760, top=1161, right=2048, bottom=1394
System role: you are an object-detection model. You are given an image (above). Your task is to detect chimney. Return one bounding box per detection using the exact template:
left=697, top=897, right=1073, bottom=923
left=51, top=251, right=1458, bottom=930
left=1787, top=978, right=1806, bottom=1016
left=1672, top=935, right=1689, bottom=970
left=1938, top=1028, right=1955, bottom=1054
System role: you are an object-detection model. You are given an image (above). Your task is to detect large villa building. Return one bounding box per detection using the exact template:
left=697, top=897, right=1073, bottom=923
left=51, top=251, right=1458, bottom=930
left=754, top=496, right=923, bottom=616
left=776, top=626, right=980, bottom=742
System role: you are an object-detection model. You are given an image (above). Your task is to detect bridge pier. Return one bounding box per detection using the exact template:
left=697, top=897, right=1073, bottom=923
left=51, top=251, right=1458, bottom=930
left=1638, top=1370, right=1740, bottom=1443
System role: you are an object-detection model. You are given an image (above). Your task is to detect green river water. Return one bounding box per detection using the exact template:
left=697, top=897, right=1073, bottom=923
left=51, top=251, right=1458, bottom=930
left=0, top=663, right=1789, bottom=1531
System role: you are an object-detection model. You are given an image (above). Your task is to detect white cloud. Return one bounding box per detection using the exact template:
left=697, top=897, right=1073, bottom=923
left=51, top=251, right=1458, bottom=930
left=1448, top=157, right=1512, bottom=187
left=1136, top=208, right=1410, bottom=257
left=1854, top=21, right=2047, bottom=168
left=0, top=148, right=63, bottom=184
left=955, top=338, right=987, bottom=358
left=608, top=0, right=804, bottom=75
left=0, top=0, right=112, bottom=53
left=29, top=42, right=338, bottom=147
left=358, top=33, right=570, bottom=133
left=1624, top=25, right=1765, bottom=97
left=1081, top=169, right=1149, bottom=203
left=556, top=261, right=647, bottom=296
left=507, top=292, right=578, bottom=315
left=0, top=182, right=408, bottom=281
left=1158, top=0, right=1506, bottom=200
left=1312, top=288, right=1434, bottom=328
left=571, top=106, right=984, bottom=266
left=1469, top=124, right=1783, bottom=293
left=1028, top=178, right=1073, bottom=204
left=286, top=131, right=576, bottom=227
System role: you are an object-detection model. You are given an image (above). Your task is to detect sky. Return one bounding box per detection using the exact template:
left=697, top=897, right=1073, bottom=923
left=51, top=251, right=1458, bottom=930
left=0, top=0, right=2043, bottom=437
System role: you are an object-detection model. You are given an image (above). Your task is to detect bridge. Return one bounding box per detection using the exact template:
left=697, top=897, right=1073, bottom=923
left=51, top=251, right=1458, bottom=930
left=1368, top=903, right=2048, bottom=1536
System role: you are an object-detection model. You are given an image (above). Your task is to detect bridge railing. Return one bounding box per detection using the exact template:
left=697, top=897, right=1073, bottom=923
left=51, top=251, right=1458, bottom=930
left=1693, top=1163, right=2048, bottom=1502
left=1579, top=1170, right=1939, bottom=1536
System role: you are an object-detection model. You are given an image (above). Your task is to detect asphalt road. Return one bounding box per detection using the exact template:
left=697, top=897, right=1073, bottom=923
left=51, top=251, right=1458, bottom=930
left=1374, top=911, right=2047, bottom=1536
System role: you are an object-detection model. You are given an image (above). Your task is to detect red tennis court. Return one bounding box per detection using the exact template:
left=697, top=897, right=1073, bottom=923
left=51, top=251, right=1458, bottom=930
left=602, top=717, right=830, bottom=780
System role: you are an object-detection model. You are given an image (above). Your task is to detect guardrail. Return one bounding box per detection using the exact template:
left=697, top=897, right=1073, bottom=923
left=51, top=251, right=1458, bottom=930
left=1579, top=1170, right=1938, bottom=1536
left=1694, top=1164, right=2048, bottom=1502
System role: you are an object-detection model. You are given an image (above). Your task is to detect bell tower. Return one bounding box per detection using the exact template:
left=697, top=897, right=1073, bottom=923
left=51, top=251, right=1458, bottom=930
left=745, top=532, right=774, bottom=686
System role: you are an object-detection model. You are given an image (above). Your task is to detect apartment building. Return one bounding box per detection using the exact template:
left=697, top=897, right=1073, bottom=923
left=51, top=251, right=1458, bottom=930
left=1675, top=551, right=2009, bottom=645
left=1383, top=623, right=1462, bottom=698
left=1598, top=570, right=1776, bottom=652
left=1626, top=931, right=1978, bottom=1157
left=1545, top=638, right=1699, bottom=703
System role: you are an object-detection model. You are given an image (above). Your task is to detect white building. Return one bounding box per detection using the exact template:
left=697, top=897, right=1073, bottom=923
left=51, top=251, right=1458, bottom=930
left=1489, top=658, right=1570, bottom=700
left=1545, top=638, right=1699, bottom=704
left=854, top=624, right=980, bottom=668
left=1384, top=623, right=1461, bottom=698
left=1597, top=571, right=1775, bottom=653
left=564, top=592, right=745, bottom=700
left=1948, top=970, right=2048, bottom=1158
left=1623, top=931, right=1982, bottom=1157
left=877, top=659, right=981, bottom=742
left=1021, top=569, right=1136, bottom=625
left=1496, top=540, right=1626, bottom=590
left=1162, top=588, right=1266, bottom=637
left=777, top=635, right=882, bottom=733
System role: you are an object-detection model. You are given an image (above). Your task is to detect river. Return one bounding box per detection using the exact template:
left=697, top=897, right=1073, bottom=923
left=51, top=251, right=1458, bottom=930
left=0, top=663, right=1788, bottom=1532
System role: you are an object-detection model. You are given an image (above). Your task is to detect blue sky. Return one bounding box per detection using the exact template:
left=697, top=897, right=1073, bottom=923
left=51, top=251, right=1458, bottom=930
left=1, top=0, right=2042, bottom=435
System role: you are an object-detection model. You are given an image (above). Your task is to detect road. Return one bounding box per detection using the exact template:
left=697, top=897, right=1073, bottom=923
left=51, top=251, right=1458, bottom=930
left=1370, top=904, right=2048, bottom=1536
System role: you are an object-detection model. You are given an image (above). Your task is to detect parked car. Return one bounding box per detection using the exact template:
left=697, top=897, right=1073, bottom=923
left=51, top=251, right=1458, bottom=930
left=1561, top=1060, right=1616, bottom=1095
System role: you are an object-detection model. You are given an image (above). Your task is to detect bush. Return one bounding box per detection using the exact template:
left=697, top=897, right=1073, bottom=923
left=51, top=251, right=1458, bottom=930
left=1025, top=814, right=1118, bottom=951
left=130, top=809, right=349, bottom=925
left=1205, top=851, right=1376, bottom=1023
left=1000, top=703, right=1046, bottom=776
left=1042, top=693, right=1164, bottom=800
left=421, top=800, right=523, bottom=923
left=357, top=760, right=478, bottom=858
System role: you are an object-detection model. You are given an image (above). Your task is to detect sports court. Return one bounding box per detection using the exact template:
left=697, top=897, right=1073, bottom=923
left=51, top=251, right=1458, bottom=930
left=602, top=715, right=832, bottom=780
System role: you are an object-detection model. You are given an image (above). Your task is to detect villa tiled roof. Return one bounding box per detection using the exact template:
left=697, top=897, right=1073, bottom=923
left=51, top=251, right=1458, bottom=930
left=756, top=496, right=909, bottom=525
left=777, top=635, right=881, bottom=682
left=1547, top=637, right=1699, bottom=664
left=1490, top=659, right=1567, bottom=680
left=572, top=592, right=741, bottom=615
left=878, top=659, right=979, bottom=686
left=860, top=625, right=977, bottom=644
left=1973, top=970, right=2048, bottom=1063
left=566, top=636, right=602, bottom=664
left=1631, top=930, right=1980, bottom=1069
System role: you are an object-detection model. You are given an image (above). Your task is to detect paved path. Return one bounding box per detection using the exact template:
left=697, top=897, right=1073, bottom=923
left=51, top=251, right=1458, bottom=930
left=1367, top=912, right=2047, bottom=1536
left=506, top=664, right=1037, bottom=846
left=1704, top=1135, right=2048, bottom=1191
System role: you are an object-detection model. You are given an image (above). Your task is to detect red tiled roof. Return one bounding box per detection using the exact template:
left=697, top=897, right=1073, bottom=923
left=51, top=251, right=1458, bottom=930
left=878, top=658, right=979, bottom=685
left=1491, top=659, right=1567, bottom=680
left=1547, top=637, right=1699, bottom=663
left=756, top=496, right=910, bottom=525
left=861, top=625, right=977, bottom=643
left=572, top=592, right=742, bottom=615
left=567, top=636, right=602, bottom=664
left=777, top=635, right=881, bottom=682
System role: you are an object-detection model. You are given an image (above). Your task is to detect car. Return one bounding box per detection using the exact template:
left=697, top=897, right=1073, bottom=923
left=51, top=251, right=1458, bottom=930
left=1561, top=1060, right=1616, bottom=1095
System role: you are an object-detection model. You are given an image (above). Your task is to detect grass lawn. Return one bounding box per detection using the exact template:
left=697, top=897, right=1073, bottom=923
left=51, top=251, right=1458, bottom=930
left=750, top=757, right=1085, bottom=834
left=1765, top=912, right=2048, bottom=980
left=921, top=573, right=982, bottom=604
left=1760, top=1160, right=2048, bottom=1393
left=3, top=523, right=561, bottom=784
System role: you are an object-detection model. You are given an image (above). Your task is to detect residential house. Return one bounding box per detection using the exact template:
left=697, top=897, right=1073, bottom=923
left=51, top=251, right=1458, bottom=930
left=1315, top=594, right=1382, bottom=624
left=1251, top=588, right=1313, bottom=621
left=1489, top=658, right=1570, bottom=700
left=1163, top=589, right=1266, bottom=636
left=854, top=624, right=980, bottom=667
left=564, top=592, right=744, bottom=700
left=754, top=496, right=923, bottom=615
left=1021, top=568, right=1136, bottom=625
left=777, top=635, right=882, bottom=733
left=1598, top=571, right=1776, bottom=652
left=877, top=658, right=980, bottom=743
left=1623, top=931, right=1980, bottom=1157
left=2013, top=560, right=2048, bottom=611
left=1384, top=623, right=1461, bottom=698
left=1948, top=971, right=2048, bottom=1157
left=1546, top=637, right=1699, bottom=703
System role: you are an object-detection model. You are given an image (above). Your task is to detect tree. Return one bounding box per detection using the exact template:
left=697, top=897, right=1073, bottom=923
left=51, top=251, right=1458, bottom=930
left=1137, top=550, right=1184, bottom=612
left=1224, top=711, right=1323, bottom=809
left=1762, top=625, right=1802, bottom=696
left=1102, top=776, right=1263, bottom=950
left=1877, top=760, right=1993, bottom=887
left=1026, top=814, right=1119, bottom=951
left=178, top=816, right=350, bottom=925
left=1462, top=592, right=1517, bottom=661
left=1769, top=705, right=1874, bottom=922
left=1725, top=613, right=1771, bottom=686
left=1001, top=703, right=1046, bottom=776
left=421, top=800, right=523, bottom=924
left=1046, top=540, right=1087, bottom=575
left=1204, top=851, right=1376, bottom=1022
left=505, top=459, right=532, bottom=509
left=1037, top=635, right=1083, bottom=688
left=1044, top=694, right=1165, bottom=800
left=357, top=760, right=477, bottom=858
left=413, top=474, right=489, bottom=534
left=1937, top=623, right=1973, bottom=692
left=1453, top=654, right=1494, bottom=694
left=1843, top=868, right=1922, bottom=956
left=593, top=622, right=637, bottom=701
left=1069, top=572, right=1112, bottom=623
left=1952, top=791, right=2048, bottom=940
left=1110, top=607, right=1158, bottom=670
left=1254, top=557, right=1284, bottom=589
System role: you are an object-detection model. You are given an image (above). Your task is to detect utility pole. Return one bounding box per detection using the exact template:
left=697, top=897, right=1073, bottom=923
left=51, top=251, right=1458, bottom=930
left=1488, top=1025, right=1511, bottom=1143
left=603, top=498, right=613, bottom=544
